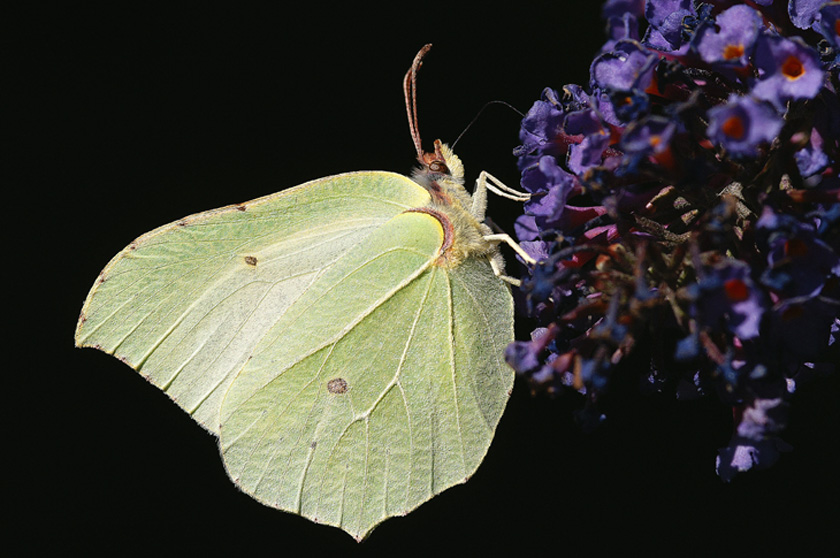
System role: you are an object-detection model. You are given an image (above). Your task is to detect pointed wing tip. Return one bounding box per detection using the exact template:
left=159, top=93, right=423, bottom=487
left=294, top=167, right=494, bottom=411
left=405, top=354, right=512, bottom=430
left=342, top=513, right=396, bottom=542
left=73, top=323, right=103, bottom=352
left=73, top=330, right=92, bottom=350
left=349, top=526, right=374, bottom=543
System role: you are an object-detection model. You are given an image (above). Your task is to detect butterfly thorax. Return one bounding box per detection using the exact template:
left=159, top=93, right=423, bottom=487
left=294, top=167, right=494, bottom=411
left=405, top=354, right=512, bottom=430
left=410, top=141, right=499, bottom=269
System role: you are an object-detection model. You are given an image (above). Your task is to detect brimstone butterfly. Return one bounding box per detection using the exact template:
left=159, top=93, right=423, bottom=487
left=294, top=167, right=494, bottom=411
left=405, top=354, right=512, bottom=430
left=74, top=44, right=531, bottom=541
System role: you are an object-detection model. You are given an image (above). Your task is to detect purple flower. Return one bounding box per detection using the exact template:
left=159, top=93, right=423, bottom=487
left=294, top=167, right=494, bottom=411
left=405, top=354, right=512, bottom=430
left=789, top=0, right=827, bottom=30
left=518, top=89, right=566, bottom=170
left=603, top=12, right=640, bottom=52
left=521, top=156, right=577, bottom=232
left=795, top=126, right=829, bottom=177
left=561, top=83, right=595, bottom=110
left=511, top=0, right=840, bottom=482
left=514, top=214, right=540, bottom=243
left=564, top=108, right=612, bottom=174
left=716, top=397, right=791, bottom=482
left=519, top=238, right=552, bottom=262
left=757, top=208, right=840, bottom=298
left=505, top=328, right=550, bottom=375
left=752, top=35, right=825, bottom=109
left=694, top=260, right=768, bottom=341
left=716, top=437, right=791, bottom=482
left=621, top=115, right=676, bottom=153
left=737, top=398, right=787, bottom=441
left=611, top=88, right=651, bottom=123
left=706, top=95, right=782, bottom=157
left=618, top=114, right=677, bottom=173
left=695, top=5, right=763, bottom=67
left=590, top=40, right=658, bottom=93
left=817, top=3, right=840, bottom=49
left=506, top=325, right=579, bottom=394
left=795, top=90, right=840, bottom=177
left=643, top=0, right=695, bottom=52
left=591, top=89, right=623, bottom=126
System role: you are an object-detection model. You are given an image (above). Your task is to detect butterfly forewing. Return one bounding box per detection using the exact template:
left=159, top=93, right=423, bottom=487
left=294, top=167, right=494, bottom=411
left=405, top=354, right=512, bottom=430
left=75, top=172, right=430, bottom=432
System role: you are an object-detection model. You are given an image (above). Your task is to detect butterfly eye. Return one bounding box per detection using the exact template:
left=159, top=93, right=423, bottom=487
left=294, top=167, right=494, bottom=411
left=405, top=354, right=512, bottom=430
left=429, top=161, right=449, bottom=174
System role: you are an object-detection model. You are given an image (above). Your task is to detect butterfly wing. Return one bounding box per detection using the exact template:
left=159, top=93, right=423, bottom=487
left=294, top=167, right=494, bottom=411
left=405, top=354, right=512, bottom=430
left=75, top=170, right=515, bottom=540
left=74, top=171, right=430, bottom=433
left=219, top=211, right=514, bottom=541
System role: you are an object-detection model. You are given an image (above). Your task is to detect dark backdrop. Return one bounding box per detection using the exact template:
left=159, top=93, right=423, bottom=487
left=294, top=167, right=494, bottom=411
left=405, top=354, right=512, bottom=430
left=10, top=2, right=838, bottom=555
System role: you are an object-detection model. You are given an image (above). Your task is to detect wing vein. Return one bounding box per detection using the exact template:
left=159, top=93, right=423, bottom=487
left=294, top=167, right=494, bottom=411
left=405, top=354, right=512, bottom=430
left=444, top=270, right=468, bottom=479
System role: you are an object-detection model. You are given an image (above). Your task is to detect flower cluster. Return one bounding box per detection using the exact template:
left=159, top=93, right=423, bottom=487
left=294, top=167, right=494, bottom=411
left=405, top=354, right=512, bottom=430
left=506, top=0, right=839, bottom=480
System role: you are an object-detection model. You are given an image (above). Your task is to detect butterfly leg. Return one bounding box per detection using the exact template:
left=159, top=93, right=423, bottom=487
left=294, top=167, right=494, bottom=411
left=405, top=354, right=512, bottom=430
left=484, top=233, right=537, bottom=286
left=470, top=170, right=531, bottom=221
left=488, top=253, right=522, bottom=286
left=485, top=233, right=537, bottom=266
left=470, top=171, right=535, bottom=285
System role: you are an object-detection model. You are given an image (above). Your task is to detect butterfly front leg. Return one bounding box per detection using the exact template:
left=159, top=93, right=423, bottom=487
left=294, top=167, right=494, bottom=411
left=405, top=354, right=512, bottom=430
left=470, top=170, right=531, bottom=221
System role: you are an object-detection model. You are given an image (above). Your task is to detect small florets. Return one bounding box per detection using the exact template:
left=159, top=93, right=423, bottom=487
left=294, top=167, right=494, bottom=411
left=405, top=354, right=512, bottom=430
left=508, top=0, right=840, bottom=481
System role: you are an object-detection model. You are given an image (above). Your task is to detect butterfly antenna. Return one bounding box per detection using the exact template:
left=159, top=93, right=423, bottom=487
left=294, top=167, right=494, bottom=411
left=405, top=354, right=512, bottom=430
left=451, top=100, right=525, bottom=150
left=404, top=43, right=432, bottom=163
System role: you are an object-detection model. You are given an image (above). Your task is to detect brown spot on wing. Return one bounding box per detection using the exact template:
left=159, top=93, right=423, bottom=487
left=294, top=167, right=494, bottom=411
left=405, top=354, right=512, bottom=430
left=327, top=378, right=348, bottom=394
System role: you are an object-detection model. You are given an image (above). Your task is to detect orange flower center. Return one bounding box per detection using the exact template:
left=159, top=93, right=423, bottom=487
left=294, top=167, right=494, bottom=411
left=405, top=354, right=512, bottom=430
left=782, top=55, right=805, bottom=80
left=722, top=115, right=746, bottom=140
left=723, top=43, right=745, bottom=61
left=724, top=278, right=750, bottom=302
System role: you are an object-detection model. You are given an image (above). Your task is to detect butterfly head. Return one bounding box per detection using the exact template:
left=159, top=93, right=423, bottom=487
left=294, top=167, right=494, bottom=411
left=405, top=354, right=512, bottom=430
left=413, top=139, right=464, bottom=188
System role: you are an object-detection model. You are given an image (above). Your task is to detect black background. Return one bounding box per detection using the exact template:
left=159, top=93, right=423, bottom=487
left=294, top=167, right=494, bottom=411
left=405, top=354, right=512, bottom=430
left=10, top=2, right=839, bottom=555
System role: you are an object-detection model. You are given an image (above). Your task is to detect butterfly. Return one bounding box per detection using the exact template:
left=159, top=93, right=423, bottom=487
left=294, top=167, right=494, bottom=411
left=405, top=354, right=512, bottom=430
left=75, top=44, right=533, bottom=540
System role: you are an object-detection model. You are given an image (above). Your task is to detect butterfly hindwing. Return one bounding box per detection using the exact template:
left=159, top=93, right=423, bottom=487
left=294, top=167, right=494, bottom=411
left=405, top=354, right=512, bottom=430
left=219, top=211, right=513, bottom=540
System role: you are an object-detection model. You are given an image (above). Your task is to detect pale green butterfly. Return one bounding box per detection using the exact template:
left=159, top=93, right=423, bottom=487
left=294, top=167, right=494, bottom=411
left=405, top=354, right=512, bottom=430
left=74, top=44, right=533, bottom=541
